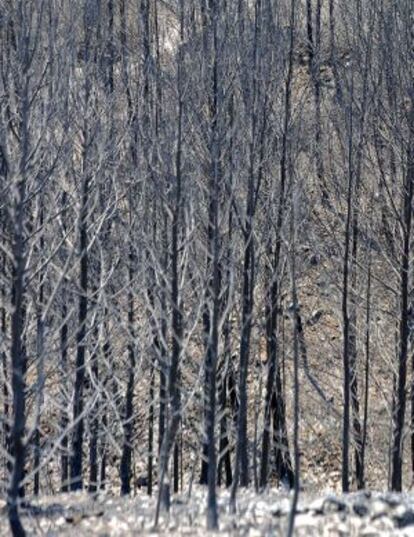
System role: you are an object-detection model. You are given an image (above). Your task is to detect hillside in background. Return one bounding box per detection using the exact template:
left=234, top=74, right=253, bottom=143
left=0, top=0, right=413, bottom=535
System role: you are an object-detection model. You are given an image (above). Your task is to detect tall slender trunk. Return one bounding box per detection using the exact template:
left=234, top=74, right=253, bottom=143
left=148, top=362, right=154, bottom=496
left=88, top=318, right=99, bottom=493
left=33, top=196, right=45, bottom=495
left=349, top=27, right=372, bottom=487
left=8, top=195, right=27, bottom=536
left=8, top=34, right=32, bottom=531
left=70, top=175, right=89, bottom=491
left=70, top=8, right=93, bottom=488
left=155, top=0, right=185, bottom=523
left=260, top=0, right=295, bottom=489
left=349, top=205, right=363, bottom=490
left=306, top=0, right=313, bottom=57
left=287, top=173, right=300, bottom=537
left=231, top=0, right=266, bottom=495
left=232, top=239, right=254, bottom=493
left=360, top=246, right=372, bottom=487
left=60, top=191, right=69, bottom=492
left=8, top=152, right=28, bottom=537
left=120, top=238, right=136, bottom=495
left=158, top=283, right=167, bottom=455
left=119, top=0, right=138, bottom=495
left=311, top=0, right=327, bottom=201
left=205, top=5, right=221, bottom=527
left=217, top=352, right=232, bottom=487
left=1, top=251, right=10, bottom=490
left=392, top=103, right=414, bottom=490
left=100, top=337, right=111, bottom=490
left=153, top=0, right=168, bottom=460
left=341, top=105, right=354, bottom=494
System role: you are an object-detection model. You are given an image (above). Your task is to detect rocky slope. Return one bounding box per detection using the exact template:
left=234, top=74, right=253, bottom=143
left=3, top=488, right=414, bottom=536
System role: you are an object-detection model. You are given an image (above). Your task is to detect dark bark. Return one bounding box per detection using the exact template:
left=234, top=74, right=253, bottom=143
left=120, top=241, right=136, bottom=495
left=360, top=249, right=372, bottom=487
left=231, top=0, right=267, bottom=495
left=70, top=176, right=89, bottom=491
left=341, top=111, right=353, bottom=494
left=70, top=6, right=94, bottom=489
left=311, top=0, right=327, bottom=202
left=260, top=0, right=295, bottom=489
left=155, top=3, right=184, bottom=522
left=205, top=7, right=221, bottom=529
left=88, top=321, right=99, bottom=493
left=8, top=169, right=28, bottom=537
left=217, top=356, right=232, bottom=488
left=148, top=364, right=154, bottom=496
left=33, top=195, right=44, bottom=496
left=287, top=175, right=300, bottom=537
left=60, top=192, right=69, bottom=492
left=8, top=25, right=32, bottom=530
left=1, top=253, right=10, bottom=487
left=306, top=0, right=313, bottom=58
left=260, top=242, right=288, bottom=487
left=100, top=341, right=111, bottom=491
left=392, top=105, right=414, bottom=491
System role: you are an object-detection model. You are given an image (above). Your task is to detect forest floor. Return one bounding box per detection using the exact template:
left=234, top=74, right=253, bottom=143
left=2, top=488, right=414, bottom=536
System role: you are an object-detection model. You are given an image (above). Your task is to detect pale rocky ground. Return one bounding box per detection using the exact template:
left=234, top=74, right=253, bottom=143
left=2, top=488, right=414, bottom=536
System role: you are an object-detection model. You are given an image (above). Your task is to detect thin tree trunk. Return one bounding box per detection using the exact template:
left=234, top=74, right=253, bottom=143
left=206, top=4, right=221, bottom=526
left=33, top=189, right=45, bottom=496
left=391, top=107, right=414, bottom=492
left=70, top=9, right=93, bottom=488
left=341, top=103, right=354, bottom=493
left=70, top=174, right=89, bottom=491
left=120, top=239, right=136, bottom=495
left=60, top=191, right=69, bottom=492
left=360, top=246, right=372, bottom=487
left=88, top=320, right=99, bottom=493
left=217, top=356, right=232, bottom=488
left=155, top=1, right=184, bottom=522
left=260, top=0, right=295, bottom=489
left=8, top=147, right=28, bottom=537
left=148, top=363, right=154, bottom=496
left=287, top=172, right=300, bottom=537
left=1, top=251, right=10, bottom=491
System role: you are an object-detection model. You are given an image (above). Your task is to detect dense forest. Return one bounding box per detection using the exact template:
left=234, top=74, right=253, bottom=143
left=0, top=0, right=414, bottom=535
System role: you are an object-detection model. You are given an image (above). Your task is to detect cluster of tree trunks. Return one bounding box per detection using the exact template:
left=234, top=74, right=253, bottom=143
left=1, top=2, right=414, bottom=536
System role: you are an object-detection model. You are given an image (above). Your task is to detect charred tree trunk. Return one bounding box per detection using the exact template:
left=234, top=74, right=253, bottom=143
left=217, top=358, right=232, bottom=488
left=392, top=103, right=414, bottom=491
left=360, top=247, right=372, bottom=487
left=148, top=363, right=155, bottom=496
left=33, top=194, right=45, bottom=496
left=120, top=239, right=136, bottom=495
left=60, top=192, right=69, bottom=492
left=70, top=174, right=89, bottom=491
left=341, top=105, right=354, bottom=493
left=155, top=1, right=184, bottom=523
left=88, top=318, right=99, bottom=493
left=70, top=7, right=94, bottom=489
left=8, top=132, right=29, bottom=537
left=260, top=0, right=295, bottom=488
